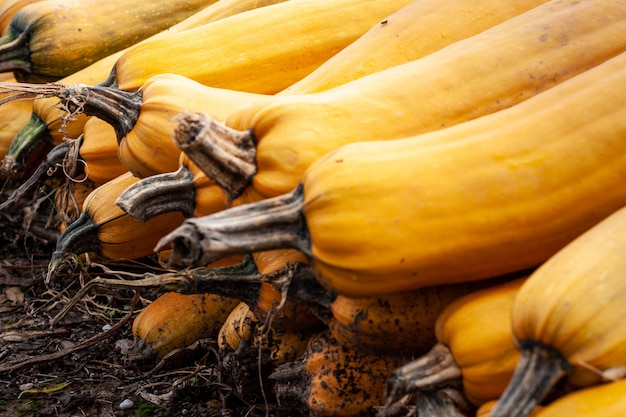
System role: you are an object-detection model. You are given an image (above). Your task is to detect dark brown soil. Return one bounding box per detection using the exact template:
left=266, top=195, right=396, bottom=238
left=0, top=175, right=304, bottom=417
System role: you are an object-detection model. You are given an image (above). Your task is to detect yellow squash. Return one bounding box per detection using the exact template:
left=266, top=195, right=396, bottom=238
left=281, top=0, right=550, bottom=94
left=0, top=0, right=288, bottom=175
left=159, top=50, right=626, bottom=297
left=176, top=0, right=626, bottom=201
left=106, top=0, right=412, bottom=93
left=0, top=0, right=215, bottom=82
left=79, top=117, right=128, bottom=185
left=490, top=204, right=626, bottom=417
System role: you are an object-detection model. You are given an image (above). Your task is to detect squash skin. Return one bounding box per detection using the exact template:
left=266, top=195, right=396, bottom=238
left=272, top=331, right=403, bottom=417
left=281, top=0, right=550, bottom=94
left=221, top=0, right=626, bottom=200
left=327, top=277, right=513, bottom=357
left=79, top=117, right=127, bottom=185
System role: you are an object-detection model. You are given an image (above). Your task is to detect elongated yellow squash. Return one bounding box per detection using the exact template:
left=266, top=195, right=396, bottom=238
left=0, top=0, right=288, bottom=175
left=0, top=0, right=215, bottom=82
left=159, top=49, right=626, bottom=298
left=281, top=0, right=550, bottom=94
left=79, top=117, right=128, bottom=185
left=176, top=0, right=626, bottom=201
left=107, top=0, right=412, bottom=93
left=489, top=204, right=626, bottom=417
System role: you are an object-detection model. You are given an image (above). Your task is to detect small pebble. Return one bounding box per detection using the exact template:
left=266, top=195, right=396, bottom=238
left=102, top=324, right=113, bottom=332
left=59, top=340, right=76, bottom=350
left=119, top=399, right=134, bottom=410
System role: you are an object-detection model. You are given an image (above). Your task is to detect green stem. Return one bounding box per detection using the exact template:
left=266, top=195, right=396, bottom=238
left=116, top=163, right=197, bottom=222
left=0, top=112, right=50, bottom=175
left=156, top=183, right=310, bottom=266
left=0, top=25, right=33, bottom=75
left=48, top=211, right=104, bottom=275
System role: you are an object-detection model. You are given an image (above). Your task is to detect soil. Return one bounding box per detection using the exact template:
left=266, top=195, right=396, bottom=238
left=0, top=174, right=306, bottom=417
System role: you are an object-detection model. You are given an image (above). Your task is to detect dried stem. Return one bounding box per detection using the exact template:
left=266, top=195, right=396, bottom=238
left=0, top=81, right=141, bottom=141
left=156, top=183, right=311, bottom=266
left=385, top=342, right=463, bottom=407
left=173, top=110, right=257, bottom=200
left=489, top=341, right=573, bottom=417
left=116, top=164, right=197, bottom=222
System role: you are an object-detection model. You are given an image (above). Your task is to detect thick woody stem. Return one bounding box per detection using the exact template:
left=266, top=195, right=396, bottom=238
left=0, top=81, right=141, bottom=141
left=385, top=342, right=463, bottom=406
left=156, top=183, right=311, bottom=266
left=173, top=110, right=257, bottom=201
left=489, top=341, right=572, bottom=417
left=116, top=164, right=196, bottom=222
left=59, top=84, right=141, bottom=141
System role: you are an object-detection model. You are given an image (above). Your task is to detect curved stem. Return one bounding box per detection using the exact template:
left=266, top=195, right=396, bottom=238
left=0, top=26, right=33, bottom=74
left=48, top=211, right=102, bottom=274
left=0, top=142, right=69, bottom=211
left=116, top=164, right=196, bottom=221
left=385, top=342, right=463, bottom=407
left=0, top=112, right=51, bottom=175
left=0, top=82, right=141, bottom=141
left=489, top=341, right=573, bottom=417
left=173, top=110, right=257, bottom=200
left=156, top=183, right=311, bottom=266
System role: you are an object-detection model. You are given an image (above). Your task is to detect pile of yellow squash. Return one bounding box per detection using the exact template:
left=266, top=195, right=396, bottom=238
left=1, top=0, right=626, bottom=415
